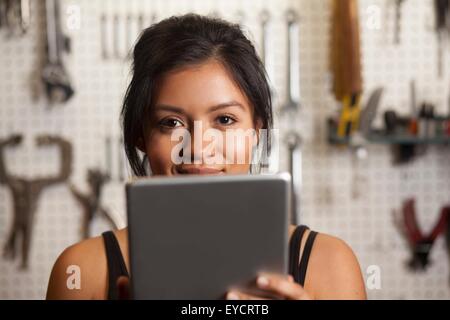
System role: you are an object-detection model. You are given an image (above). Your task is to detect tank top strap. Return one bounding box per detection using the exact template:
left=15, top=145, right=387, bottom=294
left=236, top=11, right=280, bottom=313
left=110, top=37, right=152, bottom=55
left=288, top=225, right=318, bottom=286
left=102, top=231, right=129, bottom=300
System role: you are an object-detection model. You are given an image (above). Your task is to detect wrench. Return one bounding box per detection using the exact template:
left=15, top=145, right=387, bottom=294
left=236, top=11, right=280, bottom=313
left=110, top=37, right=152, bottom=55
left=41, top=0, right=74, bottom=104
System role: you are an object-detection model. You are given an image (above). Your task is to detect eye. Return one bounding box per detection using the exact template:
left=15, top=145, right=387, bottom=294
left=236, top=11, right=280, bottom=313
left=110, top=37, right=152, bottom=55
left=159, top=118, right=183, bottom=128
left=216, top=115, right=236, bottom=126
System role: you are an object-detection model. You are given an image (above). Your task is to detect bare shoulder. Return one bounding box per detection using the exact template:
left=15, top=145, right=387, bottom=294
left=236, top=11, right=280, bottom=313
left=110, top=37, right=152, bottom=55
left=304, top=230, right=367, bottom=300
left=46, top=233, right=108, bottom=300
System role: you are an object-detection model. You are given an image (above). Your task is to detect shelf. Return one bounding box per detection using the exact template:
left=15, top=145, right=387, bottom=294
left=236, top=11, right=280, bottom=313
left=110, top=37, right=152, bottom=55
left=328, top=125, right=450, bottom=146
left=364, top=132, right=450, bottom=145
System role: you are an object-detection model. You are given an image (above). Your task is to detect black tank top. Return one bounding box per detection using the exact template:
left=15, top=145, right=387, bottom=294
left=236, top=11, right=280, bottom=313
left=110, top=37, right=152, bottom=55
left=102, top=224, right=318, bottom=300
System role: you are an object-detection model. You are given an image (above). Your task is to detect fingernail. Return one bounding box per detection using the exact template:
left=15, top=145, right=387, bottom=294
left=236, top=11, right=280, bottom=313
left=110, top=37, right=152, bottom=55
left=227, top=292, right=240, bottom=300
left=257, top=276, right=269, bottom=287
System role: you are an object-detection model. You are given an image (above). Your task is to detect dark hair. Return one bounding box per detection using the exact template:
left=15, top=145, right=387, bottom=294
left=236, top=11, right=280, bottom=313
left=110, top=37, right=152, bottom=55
left=121, top=13, right=273, bottom=176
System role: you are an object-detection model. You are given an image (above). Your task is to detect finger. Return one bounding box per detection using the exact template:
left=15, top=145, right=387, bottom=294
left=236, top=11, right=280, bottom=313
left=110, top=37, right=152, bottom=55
left=117, top=276, right=130, bottom=300
left=256, top=273, right=311, bottom=300
left=226, top=290, right=269, bottom=300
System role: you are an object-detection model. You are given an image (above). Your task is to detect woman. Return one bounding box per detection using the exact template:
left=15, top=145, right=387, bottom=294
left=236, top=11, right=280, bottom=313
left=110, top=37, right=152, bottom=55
left=46, top=14, right=366, bottom=300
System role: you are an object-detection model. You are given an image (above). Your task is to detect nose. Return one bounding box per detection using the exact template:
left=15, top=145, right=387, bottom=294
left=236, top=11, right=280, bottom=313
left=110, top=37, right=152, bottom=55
left=181, top=121, right=221, bottom=164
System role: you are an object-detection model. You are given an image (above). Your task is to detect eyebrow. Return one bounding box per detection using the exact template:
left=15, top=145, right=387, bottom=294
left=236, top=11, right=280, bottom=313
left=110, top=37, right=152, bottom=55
left=153, top=101, right=245, bottom=114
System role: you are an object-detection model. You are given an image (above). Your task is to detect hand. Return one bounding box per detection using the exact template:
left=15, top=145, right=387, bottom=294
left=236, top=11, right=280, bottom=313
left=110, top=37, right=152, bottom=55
left=225, top=272, right=312, bottom=300
left=116, top=276, right=131, bottom=300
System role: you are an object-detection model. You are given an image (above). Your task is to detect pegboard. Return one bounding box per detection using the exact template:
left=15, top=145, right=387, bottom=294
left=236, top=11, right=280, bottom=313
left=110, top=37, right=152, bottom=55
left=0, top=0, right=450, bottom=299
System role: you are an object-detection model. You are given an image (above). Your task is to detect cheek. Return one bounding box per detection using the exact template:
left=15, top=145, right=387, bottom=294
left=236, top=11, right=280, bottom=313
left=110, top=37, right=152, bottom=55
left=224, top=136, right=252, bottom=162
left=223, top=126, right=258, bottom=174
left=145, top=132, right=176, bottom=174
left=224, top=141, right=252, bottom=173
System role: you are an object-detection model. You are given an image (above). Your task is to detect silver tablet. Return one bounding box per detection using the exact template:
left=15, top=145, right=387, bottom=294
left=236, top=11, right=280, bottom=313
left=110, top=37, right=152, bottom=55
left=126, top=173, right=291, bottom=300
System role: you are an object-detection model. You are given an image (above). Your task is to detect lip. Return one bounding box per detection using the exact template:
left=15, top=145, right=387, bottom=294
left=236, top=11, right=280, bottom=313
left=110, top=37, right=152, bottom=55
left=175, top=166, right=225, bottom=175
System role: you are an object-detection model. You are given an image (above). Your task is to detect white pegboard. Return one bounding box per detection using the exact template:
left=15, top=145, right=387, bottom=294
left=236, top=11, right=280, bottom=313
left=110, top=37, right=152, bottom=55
left=0, top=0, right=450, bottom=299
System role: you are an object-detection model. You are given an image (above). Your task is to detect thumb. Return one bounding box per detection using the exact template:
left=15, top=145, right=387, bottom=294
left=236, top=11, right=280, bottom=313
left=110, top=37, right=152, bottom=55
left=117, top=276, right=130, bottom=300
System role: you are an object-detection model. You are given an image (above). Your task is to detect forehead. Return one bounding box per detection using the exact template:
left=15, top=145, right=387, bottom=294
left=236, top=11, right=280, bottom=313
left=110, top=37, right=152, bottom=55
left=153, top=60, right=252, bottom=114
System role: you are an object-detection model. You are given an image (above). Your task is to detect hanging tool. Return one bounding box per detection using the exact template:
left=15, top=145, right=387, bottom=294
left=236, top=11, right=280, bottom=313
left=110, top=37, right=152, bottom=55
left=118, top=137, right=125, bottom=181
left=260, top=9, right=270, bottom=69
left=400, top=199, right=449, bottom=270
left=0, top=0, right=30, bottom=35
left=100, top=13, right=158, bottom=61
left=41, top=0, right=74, bottom=105
left=125, top=13, right=133, bottom=60
left=100, top=13, right=109, bottom=60
left=105, top=135, right=112, bottom=178
left=418, top=102, right=436, bottom=138
left=330, top=0, right=363, bottom=139
left=19, top=0, right=30, bottom=33
left=113, top=13, right=121, bottom=60
left=338, top=94, right=361, bottom=137
left=4, top=0, right=14, bottom=36
left=350, top=87, right=383, bottom=198
left=281, top=9, right=300, bottom=113
left=350, top=143, right=368, bottom=199
left=394, top=0, right=406, bottom=44
left=285, top=131, right=302, bottom=223
left=259, top=9, right=276, bottom=100
left=0, top=0, right=6, bottom=29
left=359, top=87, right=384, bottom=136
left=447, top=83, right=450, bottom=136
left=434, top=0, right=449, bottom=78
left=279, top=9, right=302, bottom=225
left=260, top=9, right=278, bottom=173
left=70, top=169, right=117, bottom=239
left=1, top=135, right=72, bottom=269
left=138, top=13, right=145, bottom=34
left=408, top=80, right=418, bottom=135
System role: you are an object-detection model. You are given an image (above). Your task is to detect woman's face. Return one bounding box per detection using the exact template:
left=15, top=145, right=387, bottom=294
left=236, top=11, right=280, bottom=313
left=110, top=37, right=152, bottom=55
left=143, top=59, right=261, bottom=176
